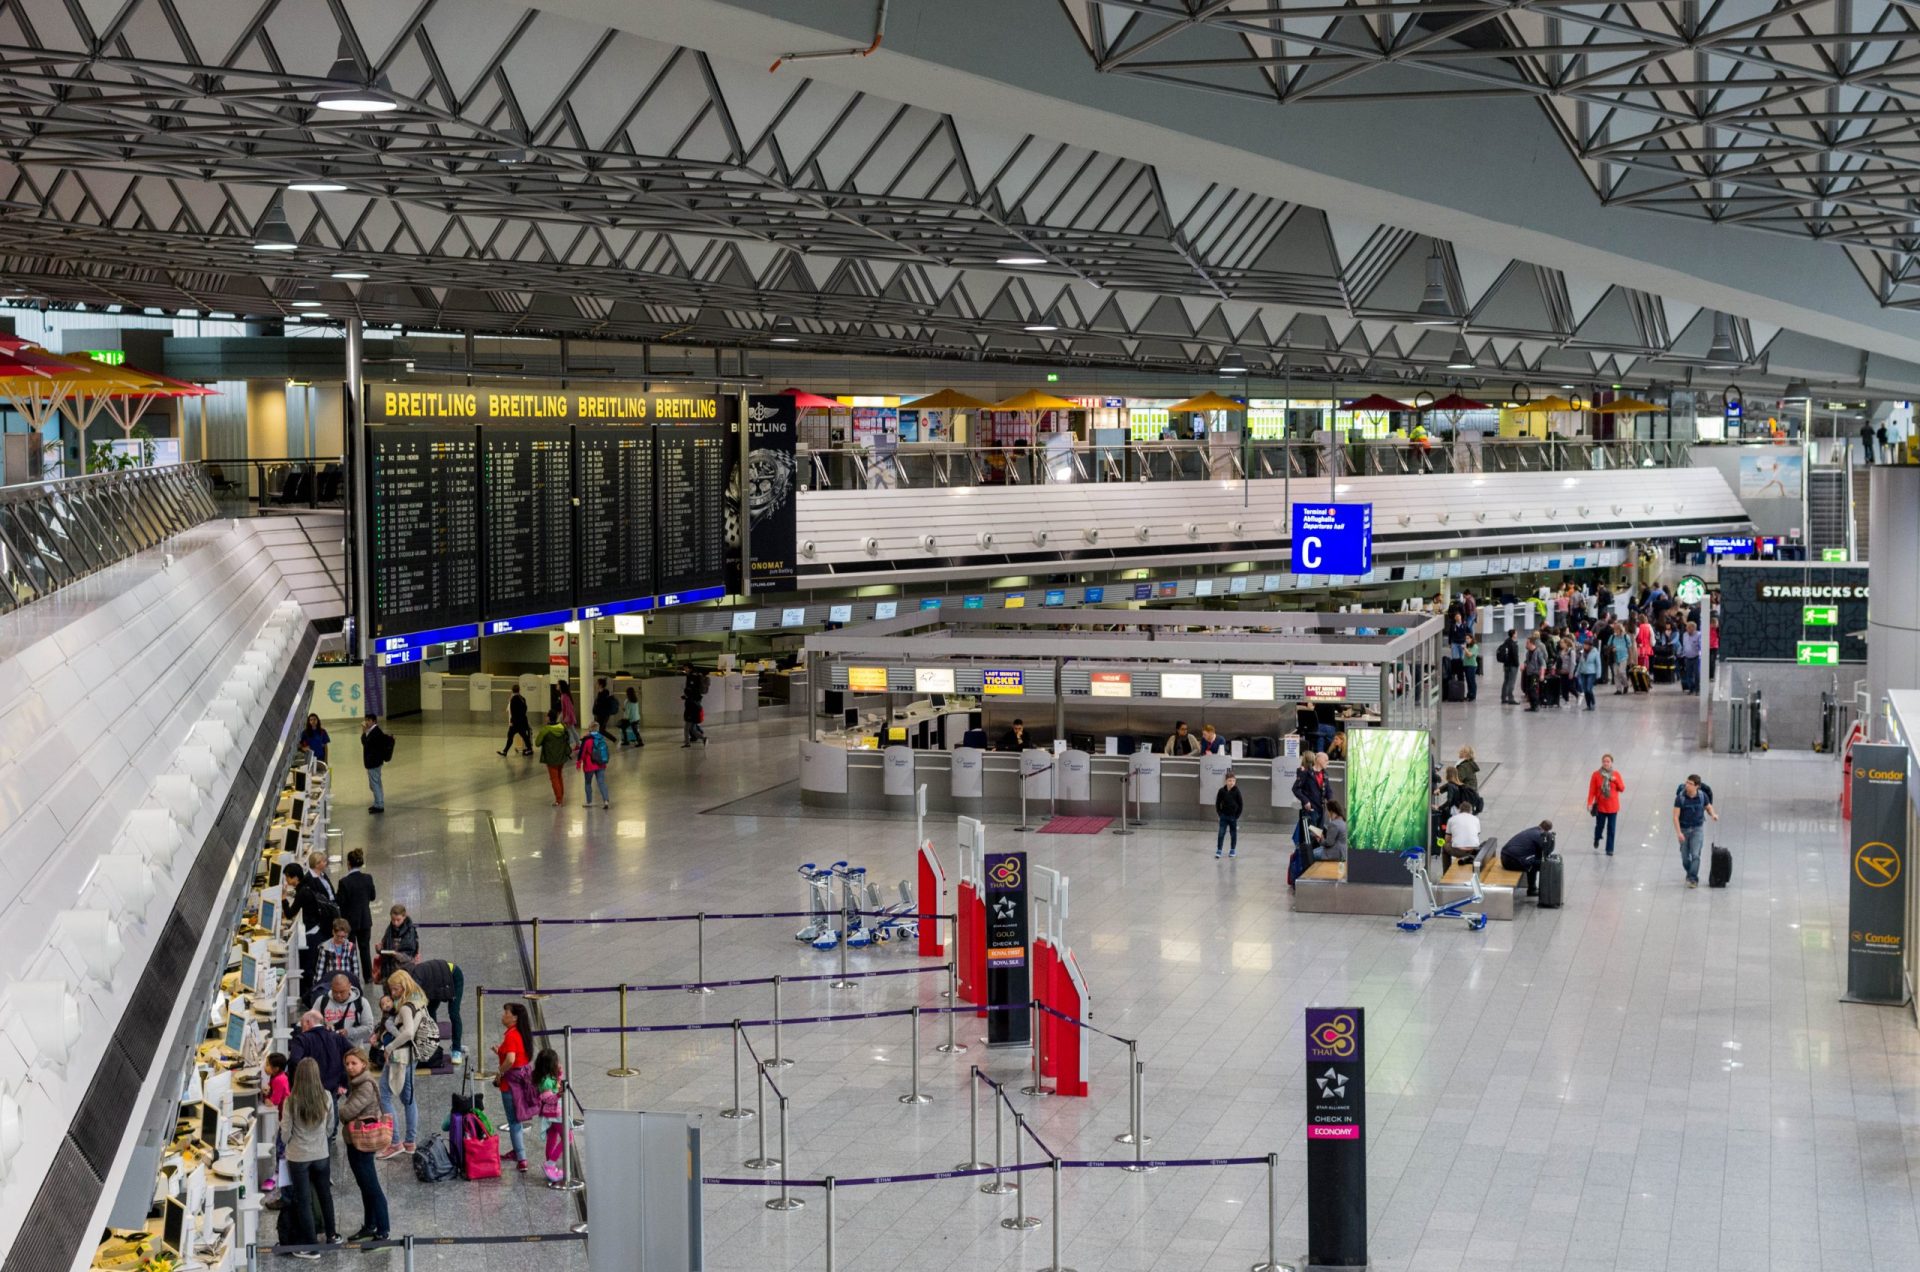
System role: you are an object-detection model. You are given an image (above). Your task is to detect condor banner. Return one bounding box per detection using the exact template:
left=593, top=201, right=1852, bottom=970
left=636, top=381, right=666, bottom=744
left=727, top=394, right=799, bottom=593
left=1845, top=743, right=1910, bottom=1005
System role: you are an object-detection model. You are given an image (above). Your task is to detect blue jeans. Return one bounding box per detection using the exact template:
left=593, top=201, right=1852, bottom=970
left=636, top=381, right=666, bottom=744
left=505, top=1113, right=527, bottom=1160
left=1679, top=824, right=1704, bottom=882
left=1592, top=810, right=1617, bottom=854
left=1579, top=672, right=1597, bottom=708
left=367, top=765, right=384, bottom=809
left=377, top=1068, right=417, bottom=1143
left=1216, top=816, right=1238, bottom=855
left=584, top=769, right=609, bottom=804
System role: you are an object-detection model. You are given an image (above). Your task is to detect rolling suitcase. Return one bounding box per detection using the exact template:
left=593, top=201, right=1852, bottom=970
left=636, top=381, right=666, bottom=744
left=1537, top=853, right=1565, bottom=908
left=1708, top=844, right=1732, bottom=888
left=1630, top=665, right=1652, bottom=693
left=1443, top=671, right=1466, bottom=702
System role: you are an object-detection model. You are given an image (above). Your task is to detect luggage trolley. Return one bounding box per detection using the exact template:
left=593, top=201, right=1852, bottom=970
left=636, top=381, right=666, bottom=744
left=1395, top=848, right=1489, bottom=932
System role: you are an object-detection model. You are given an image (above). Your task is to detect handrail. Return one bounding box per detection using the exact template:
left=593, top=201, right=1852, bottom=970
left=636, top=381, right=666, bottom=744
left=0, top=461, right=217, bottom=615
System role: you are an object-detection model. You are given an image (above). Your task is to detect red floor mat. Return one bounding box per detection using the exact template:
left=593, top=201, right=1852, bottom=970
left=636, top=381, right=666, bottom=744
left=1038, top=815, right=1112, bottom=834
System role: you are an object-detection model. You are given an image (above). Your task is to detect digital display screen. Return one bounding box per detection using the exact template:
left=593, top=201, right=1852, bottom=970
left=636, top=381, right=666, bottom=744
left=576, top=428, right=655, bottom=612
left=731, top=611, right=758, bottom=631
left=915, top=667, right=956, bottom=694
left=366, top=425, right=481, bottom=639
left=782, top=607, right=807, bottom=627
left=1231, top=673, right=1275, bottom=701
left=1160, top=672, right=1203, bottom=699
left=480, top=427, right=574, bottom=622
left=655, top=424, right=730, bottom=597
left=874, top=602, right=898, bottom=620
left=829, top=605, right=853, bottom=623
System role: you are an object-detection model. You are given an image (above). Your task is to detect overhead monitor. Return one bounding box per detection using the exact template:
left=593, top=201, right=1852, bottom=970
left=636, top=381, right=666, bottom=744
left=731, top=611, right=758, bottom=631
left=781, top=607, right=807, bottom=627
left=873, top=601, right=898, bottom=620
left=1160, top=672, right=1204, bottom=699
left=1230, top=674, right=1275, bottom=701
left=914, top=667, right=956, bottom=694
left=828, top=604, right=853, bottom=624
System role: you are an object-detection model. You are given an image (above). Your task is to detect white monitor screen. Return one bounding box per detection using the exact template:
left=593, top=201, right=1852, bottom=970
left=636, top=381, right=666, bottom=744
left=829, top=605, right=853, bottom=623
left=914, top=667, right=956, bottom=694
left=1160, top=672, right=1204, bottom=699
left=782, top=607, right=807, bottom=627
left=731, top=611, right=758, bottom=631
left=1231, top=674, right=1275, bottom=701
left=874, top=602, right=898, bottom=620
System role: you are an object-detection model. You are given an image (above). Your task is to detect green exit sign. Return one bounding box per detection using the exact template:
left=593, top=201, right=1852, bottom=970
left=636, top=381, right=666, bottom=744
left=81, top=348, right=125, bottom=365
left=1822, top=547, right=1849, bottom=561
left=1803, top=604, right=1839, bottom=626
left=1797, top=641, right=1840, bottom=666
left=1046, top=373, right=1060, bottom=382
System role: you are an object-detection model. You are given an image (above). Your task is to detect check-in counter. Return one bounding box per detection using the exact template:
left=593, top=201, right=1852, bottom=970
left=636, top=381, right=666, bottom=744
left=799, top=738, right=1343, bottom=826
left=411, top=670, right=759, bottom=729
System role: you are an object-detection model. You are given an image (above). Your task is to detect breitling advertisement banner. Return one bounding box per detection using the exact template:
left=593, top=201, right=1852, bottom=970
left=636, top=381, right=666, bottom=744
left=366, top=385, right=733, bottom=425
left=727, top=394, right=799, bottom=593
left=1845, top=743, right=1910, bottom=1005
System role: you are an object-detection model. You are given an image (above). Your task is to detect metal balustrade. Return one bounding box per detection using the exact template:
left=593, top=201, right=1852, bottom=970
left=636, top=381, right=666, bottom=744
left=0, top=463, right=217, bottom=613
left=801, top=436, right=1695, bottom=489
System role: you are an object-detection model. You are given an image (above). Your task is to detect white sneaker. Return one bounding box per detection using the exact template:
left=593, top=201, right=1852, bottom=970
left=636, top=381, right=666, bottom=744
left=449, top=1050, right=465, bottom=1066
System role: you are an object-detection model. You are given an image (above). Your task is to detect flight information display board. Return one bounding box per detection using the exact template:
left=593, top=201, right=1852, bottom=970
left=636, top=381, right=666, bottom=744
left=481, top=427, right=575, bottom=623
left=366, top=426, right=481, bottom=639
left=576, top=428, right=655, bottom=612
left=655, top=424, right=729, bottom=597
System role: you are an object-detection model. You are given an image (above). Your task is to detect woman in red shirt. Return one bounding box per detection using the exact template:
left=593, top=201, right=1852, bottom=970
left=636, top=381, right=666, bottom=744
left=1587, top=754, right=1626, bottom=856
left=495, top=1002, right=533, bottom=1171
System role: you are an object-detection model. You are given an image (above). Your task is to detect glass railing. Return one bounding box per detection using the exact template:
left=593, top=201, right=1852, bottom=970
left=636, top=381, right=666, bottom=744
left=0, top=463, right=217, bottom=614
left=203, top=457, right=345, bottom=516
left=800, top=436, right=1695, bottom=489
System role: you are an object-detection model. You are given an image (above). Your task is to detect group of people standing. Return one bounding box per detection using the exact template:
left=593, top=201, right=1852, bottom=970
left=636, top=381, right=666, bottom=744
left=1489, top=582, right=1707, bottom=711
left=499, top=665, right=711, bottom=809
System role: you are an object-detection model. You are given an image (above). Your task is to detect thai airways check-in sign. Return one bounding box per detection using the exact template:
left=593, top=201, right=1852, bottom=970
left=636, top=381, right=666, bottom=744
left=1291, top=502, right=1373, bottom=575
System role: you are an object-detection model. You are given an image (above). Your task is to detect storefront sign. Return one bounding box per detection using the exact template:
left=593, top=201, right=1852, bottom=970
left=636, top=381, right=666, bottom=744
left=730, top=394, right=799, bottom=592
left=1159, top=672, right=1203, bottom=699
left=1760, top=583, right=1868, bottom=601
left=1304, top=1006, right=1367, bottom=1269
left=1304, top=675, right=1348, bottom=702
left=1089, top=672, right=1132, bottom=698
left=847, top=666, right=890, bottom=693
left=1705, top=536, right=1755, bottom=556
left=914, top=667, right=956, bottom=694
left=1803, top=604, right=1839, bottom=626
left=1674, top=575, right=1708, bottom=605
left=1796, top=641, right=1840, bottom=666
left=1291, top=502, right=1373, bottom=575
left=981, top=668, right=1025, bottom=696
left=1845, top=744, right=1909, bottom=1005
left=984, top=851, right=1031, bottom=1046
left=1231, top=673, right=1275, bottom=701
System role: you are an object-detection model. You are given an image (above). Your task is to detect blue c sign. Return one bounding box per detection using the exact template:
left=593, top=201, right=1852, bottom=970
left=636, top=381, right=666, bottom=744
left=1291, top=502, right=1373, bottom=575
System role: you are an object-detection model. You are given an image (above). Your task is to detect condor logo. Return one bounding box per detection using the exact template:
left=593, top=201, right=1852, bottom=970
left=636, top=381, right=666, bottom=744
left=1853, top=842, right=1901, bottom=888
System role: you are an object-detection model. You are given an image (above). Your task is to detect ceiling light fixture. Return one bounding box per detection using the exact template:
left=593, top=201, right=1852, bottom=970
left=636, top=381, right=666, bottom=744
left=1024, top=324, right=1057, bottom=332
left=1782, top=380, right=1811, bottom=399
left=1446, top=334, right=1475, bottom=370
left=769, top=318, right=800, bottom=344
left=1704, top=311, right=1741, bottom=367
left=288, top=180, right=347, bottom=192
left=331, top=270, right=369, bottom=280
left=1412, top=244, right=1455, bottom=325
left=313, top=42, right=399, bottom=113
left=996, top=255, right=1047, bottom=266
left=252, top=194, right=298, bottom=251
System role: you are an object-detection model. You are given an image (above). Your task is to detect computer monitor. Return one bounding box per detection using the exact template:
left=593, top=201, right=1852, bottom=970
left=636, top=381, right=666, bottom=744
left=161, top=1196, right=186, bottom=1255
left=289, top=797, right=305, bottom=823
left=266, top=858, right=283, bottom=889
left=199, top=1102, right=220, bottom=1148
left=223, top=1013, right=246, bottom=1052
left=931, top=693, right=947, bottom=709
left=282, top=826, right=299, bottom=855
left=844, top=708, right=859, bottom=729
left=258, top=898, right=276, bottom=932
left=292, top=769, right=307, bottom=792
left=239, top=953, right=257, bottom=990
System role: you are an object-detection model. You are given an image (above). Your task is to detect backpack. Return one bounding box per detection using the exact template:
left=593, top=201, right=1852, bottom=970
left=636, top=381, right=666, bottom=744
left=412, top=1008, right=441, bottom=1065
left=412, top=1134, right=456, bottom=1182
left=378, top=729, right=396, bottom=763
left=591, top=732, right=610, bottom=766
left=1497, top=640, right=1516, bottom=667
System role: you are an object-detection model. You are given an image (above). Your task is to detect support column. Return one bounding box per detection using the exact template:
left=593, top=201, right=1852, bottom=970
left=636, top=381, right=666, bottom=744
left=1868, top=466, right=1920, bottom=734
left=577, top=618, right=596, bottom=711
left=345, top=317, right=369, bottom=661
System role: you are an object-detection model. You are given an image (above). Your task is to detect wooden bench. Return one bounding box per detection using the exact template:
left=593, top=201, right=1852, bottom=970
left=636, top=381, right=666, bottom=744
left=1292, top=859, right=1418, bottom=916
left=1436, top=858, right=1521, bottom=921
left=1300, top=861, right=1344, bottom=883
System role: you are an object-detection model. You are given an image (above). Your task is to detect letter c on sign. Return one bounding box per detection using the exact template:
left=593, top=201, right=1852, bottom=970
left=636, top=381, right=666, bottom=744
left=1302, top=536, right=1323, bottom=569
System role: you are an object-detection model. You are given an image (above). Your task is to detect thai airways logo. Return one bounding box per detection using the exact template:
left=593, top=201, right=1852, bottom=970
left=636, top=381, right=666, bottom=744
left=988, top=856, right=1023, bottom=890
left=1309, top=1013, right=1357, bottom=1059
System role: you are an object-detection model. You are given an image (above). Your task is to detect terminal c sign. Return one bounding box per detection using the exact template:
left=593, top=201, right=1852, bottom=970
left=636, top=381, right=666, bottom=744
left=366, top=384, right=732, bottom=425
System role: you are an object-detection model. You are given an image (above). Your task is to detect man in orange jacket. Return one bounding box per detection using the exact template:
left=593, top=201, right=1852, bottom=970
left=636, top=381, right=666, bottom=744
left=1587, top=754, right=1626, bottom=856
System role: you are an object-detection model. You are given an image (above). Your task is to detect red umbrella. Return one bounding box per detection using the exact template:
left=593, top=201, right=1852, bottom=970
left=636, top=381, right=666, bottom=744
left=1420, top=392, right=1490, bottom=412
left=1345, top=393, right=1413, bottom=413
left=780, top=387, right=841, bottom=409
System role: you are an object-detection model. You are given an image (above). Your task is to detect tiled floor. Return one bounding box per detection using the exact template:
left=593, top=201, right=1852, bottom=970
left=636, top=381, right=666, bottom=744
left=317, top=682, right=1920, bottom=1271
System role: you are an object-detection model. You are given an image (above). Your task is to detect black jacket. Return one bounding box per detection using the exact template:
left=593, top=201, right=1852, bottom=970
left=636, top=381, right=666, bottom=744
left=508, top=692, right=529, bottom=726
left=410, top=958, right=458, bottom=1003
left=335, top=869, right=377, bottom=930
left=1496, top=637, right=1518, bottom=667
left=1499, top=826, right=1555, bottom=871
left=1000, top=730, right=1036, bottom=753
left=379, top=917, right=419, bottom=963
left=1215, top=785, right=1244, bottom=819
left=1437, top=781, right=1483, bottom=816
left=361, top=724, right=389, bottom=770
left=289, top=1024, right=351, bottom=1092
left=285, top=876, right=335, bottom=940
left=1291, top=766, right=1326, bottom=812
left=593, top=690, right=618, bottom=722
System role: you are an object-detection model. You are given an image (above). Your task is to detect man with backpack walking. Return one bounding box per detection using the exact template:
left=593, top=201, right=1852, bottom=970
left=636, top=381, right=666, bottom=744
left=592, top=677, right=620, bottom=735
left=1496, top=630, right=1519, bottom=704
left=578, top=721, right=612, bottom=808
left=681, top=663, right=708, bottom=747
left=1672, top=774, right=1718, bottom=888
left=499, top=686, right=532, bottom=756
left=360, top=714, right=391, bottom=814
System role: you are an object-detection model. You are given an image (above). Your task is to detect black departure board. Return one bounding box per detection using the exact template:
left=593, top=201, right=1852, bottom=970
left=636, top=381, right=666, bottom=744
left=480, top=427, right=574, bottom=620
left=366, top=425, right=481, bottom=638
left=655, top=424, right=729, bottom=596
left=576, top=428, right=655, bottom=609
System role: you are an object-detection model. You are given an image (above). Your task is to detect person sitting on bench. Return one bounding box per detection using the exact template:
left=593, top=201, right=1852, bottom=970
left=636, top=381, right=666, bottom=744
left=1310, top=799, right=1348, bottom=862
left=1499, top=821, right=1555, bottom=898
left=1442, top=800, right=1483, bottom=868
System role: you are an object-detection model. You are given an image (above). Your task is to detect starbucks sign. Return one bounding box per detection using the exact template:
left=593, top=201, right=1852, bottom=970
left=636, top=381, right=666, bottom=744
left=1675, top=575, right=1708, bottom=605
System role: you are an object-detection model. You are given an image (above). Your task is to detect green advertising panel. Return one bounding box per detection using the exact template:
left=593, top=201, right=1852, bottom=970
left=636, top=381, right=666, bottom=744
left=1346, top=728, right=1431, bottom=884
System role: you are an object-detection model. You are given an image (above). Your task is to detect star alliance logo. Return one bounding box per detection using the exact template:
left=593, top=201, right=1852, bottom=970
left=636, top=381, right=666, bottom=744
left=992, top=897, right=1017, bottom=922
left=1315, top=1067, right=1347, bottom=1099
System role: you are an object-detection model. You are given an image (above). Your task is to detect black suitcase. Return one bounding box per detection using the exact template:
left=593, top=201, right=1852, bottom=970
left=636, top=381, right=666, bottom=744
left=1709, top=844, right=1732, bottom=888
left=1443, top=672, right=1466, bottom=702
left=1537, top=853, right=1565, bottom=908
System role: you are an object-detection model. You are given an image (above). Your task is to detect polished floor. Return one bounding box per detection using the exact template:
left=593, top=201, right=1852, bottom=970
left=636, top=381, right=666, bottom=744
left=324, top=680, right=1920, bottom=1271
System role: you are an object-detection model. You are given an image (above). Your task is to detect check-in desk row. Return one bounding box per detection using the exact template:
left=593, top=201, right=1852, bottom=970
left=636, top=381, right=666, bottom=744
left=416, top=670, right=762, bottom=728
left=800, top=741, right=1345, bottom=825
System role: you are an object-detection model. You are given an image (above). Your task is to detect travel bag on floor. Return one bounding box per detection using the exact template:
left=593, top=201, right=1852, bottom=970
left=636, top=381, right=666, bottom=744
left=1443, top=672, right=1466, bottom=702
left=1537, top=853, right=1565, bottom=908
left=1709, top=844, right=1733, bottom=888
left=412, top=1134, right=455, bottom=1182
left=460, top=1112, right=502, bottom=1180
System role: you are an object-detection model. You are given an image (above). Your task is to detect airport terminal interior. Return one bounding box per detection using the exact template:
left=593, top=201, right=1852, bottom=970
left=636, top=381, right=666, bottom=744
left=5, top=3, right=1920, bottom=1271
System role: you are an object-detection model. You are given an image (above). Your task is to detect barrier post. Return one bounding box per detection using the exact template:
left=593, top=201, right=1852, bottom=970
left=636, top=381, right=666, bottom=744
left=471, top=987, right=495, bottom=1080
left=546, top=1026, right=585, bottom=1191
left=956, top=1067, right=990, bottom=1170
left=527, top=917, right=543, bottom=998
left=940, top=951, right=953, bottom=999
left=402, top=1235, right=415, bottom=1272
left=823, top=1175, right=836, bottom=1271
left=1042, top=1156, right=1076, bottom=1272
left=1112, top=769, right=1133, bottom=837
left=744, top=1063, right=774, bottom=1168
left=937, top=970, right=967, bottom=1053
left=980, top=1089, right=1014, bottom=1194
left=1021, top=1001, right=1051, bottom=1096
left=765, top=975, right=793, bottom=1068
left=1001, top=1112, right=1041, bottom=1229
left=899, top=1006, right=931, bottom=1105
left=607, top=985, right=640, bottom=1077
left=1113, top=1040, right=1149, bottom=1146
left=1122, top=1058, right=1155, bottom=1173
left=245, top=1243, right=257, bottom=1272
left=1251, top=1152, right=1280, bottom=1272
left=719, top=1020, right=753, bottom=1118
left=766, top=1096, right=804, bottom=1211
left=829, top=897, right=854, bottom=989
left=689, top=913, right=713, bottom=994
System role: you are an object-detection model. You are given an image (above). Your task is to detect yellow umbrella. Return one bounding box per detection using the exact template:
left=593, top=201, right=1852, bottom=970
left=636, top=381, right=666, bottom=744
left=989, top=389, right=1078, bottom=411
left=1512, top=395, right=1582, bottom=413
left=1166, top=391, right=1247, bottom=413
left=1592, top=396, right=1661, bottom=414
left=904, top=388, right=992, bottom=411
left=44, top=353, right=179, bottom=470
